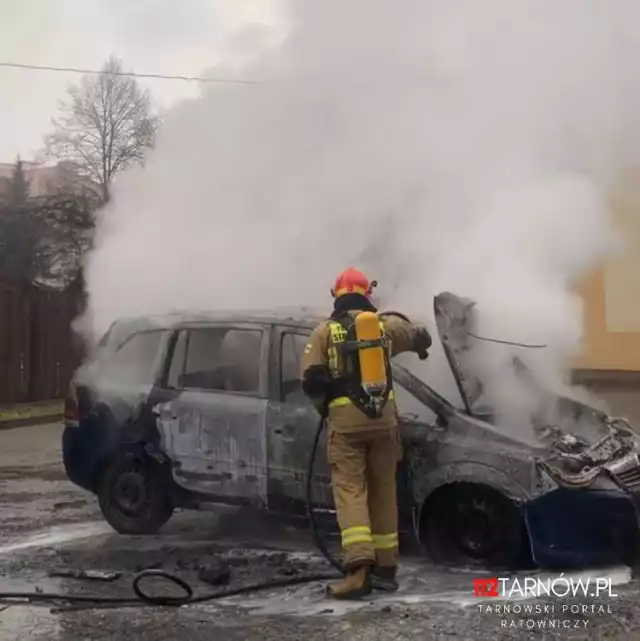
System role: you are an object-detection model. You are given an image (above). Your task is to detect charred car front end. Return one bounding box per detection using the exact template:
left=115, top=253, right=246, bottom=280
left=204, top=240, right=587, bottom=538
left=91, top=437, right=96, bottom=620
left=62, top=296, right=640, bottom=569
left=419, top=292, right=640, bottom=568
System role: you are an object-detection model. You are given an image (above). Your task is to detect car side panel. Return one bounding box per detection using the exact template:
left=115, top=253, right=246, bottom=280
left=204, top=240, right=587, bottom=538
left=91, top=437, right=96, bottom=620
left=404, top=412, right=537, bottom=511
left=156, top=391, right=268, bottom=505
left=266, top=398, right=332, bottom=510
left=153, top=323, right=270, bottom=506
left=266, top=326, right=333, bottom=513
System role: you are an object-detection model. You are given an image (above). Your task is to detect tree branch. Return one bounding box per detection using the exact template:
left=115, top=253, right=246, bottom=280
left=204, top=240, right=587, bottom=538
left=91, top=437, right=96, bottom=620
left=42, top=55, right=159, bottom=204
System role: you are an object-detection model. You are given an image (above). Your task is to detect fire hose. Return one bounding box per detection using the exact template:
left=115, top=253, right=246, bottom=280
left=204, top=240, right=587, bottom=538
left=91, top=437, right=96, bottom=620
left=0, top=415, right=342, bottom=612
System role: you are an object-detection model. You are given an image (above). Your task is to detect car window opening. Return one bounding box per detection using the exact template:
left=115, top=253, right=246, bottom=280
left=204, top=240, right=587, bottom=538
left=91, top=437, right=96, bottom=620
left=168, top=327, right=263, bottom=395
left=281, top=332, right=310, bottom=402
left=99, top=329, right=167, bottom=385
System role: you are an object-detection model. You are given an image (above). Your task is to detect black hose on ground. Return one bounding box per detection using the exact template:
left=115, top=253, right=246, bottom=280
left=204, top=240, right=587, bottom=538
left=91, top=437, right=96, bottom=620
left=0, top=416, right=341, bottom=611
left=0, top=571, right=340, bottom=611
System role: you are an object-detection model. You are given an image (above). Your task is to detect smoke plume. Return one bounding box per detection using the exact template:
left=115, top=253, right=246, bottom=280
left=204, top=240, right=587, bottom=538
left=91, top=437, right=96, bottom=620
left=79, top=0, right=640, bottom=430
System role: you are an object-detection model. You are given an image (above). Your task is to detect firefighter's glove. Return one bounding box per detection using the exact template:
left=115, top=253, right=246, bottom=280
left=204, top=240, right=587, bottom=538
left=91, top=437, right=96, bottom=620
left=414, top=327, right=432, bottom=361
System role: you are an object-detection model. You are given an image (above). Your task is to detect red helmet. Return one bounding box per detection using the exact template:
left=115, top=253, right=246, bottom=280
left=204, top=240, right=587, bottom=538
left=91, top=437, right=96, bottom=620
left=331, top=267, right=377, bottom=299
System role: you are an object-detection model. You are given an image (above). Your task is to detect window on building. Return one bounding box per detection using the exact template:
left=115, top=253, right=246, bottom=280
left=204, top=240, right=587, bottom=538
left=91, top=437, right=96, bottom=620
left=171, top=327, right=263, bottom=394
left=281, top=332, right=311, bottom=402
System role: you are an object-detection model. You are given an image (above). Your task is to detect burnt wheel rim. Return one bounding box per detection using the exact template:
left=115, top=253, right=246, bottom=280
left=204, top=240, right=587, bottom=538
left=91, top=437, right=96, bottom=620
left=112, top=463, right=150, bottom=517
left=449, top=495, right=504, bottom=560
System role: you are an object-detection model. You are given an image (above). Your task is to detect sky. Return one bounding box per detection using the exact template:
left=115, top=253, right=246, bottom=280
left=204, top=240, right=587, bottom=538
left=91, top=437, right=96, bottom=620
left=0, top=0, right=280, bottom=162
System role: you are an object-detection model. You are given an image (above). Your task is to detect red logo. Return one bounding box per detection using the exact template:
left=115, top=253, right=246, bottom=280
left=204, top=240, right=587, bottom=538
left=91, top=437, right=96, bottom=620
left=473, top=577, right=499, bottom=597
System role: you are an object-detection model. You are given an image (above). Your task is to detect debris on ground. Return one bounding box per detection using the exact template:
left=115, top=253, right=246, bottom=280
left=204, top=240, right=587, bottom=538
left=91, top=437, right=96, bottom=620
left=48, top=568, right=121, bottom=582
left=197, top=560, right=231, bottom=586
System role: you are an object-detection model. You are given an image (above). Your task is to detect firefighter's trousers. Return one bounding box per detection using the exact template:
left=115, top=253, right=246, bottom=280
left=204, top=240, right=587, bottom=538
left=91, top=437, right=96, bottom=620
left=327, top=424, right=402, bottom=571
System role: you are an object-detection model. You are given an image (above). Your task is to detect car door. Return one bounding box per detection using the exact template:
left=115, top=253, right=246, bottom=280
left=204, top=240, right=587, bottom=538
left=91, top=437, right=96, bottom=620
left=154, top=322, right=269, bottom=506
left=390, top=380, right=444, bottom=520
left=266, top=326, right=333, bottom=514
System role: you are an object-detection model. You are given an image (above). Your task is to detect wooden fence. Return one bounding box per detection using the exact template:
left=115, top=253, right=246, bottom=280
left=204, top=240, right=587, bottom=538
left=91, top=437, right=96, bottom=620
left=0, top=280, right=85, bottom=404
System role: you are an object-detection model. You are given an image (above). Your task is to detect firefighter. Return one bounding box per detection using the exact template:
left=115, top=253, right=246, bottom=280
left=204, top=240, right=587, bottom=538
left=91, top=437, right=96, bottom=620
left=301, top=267, right=432, bottom=600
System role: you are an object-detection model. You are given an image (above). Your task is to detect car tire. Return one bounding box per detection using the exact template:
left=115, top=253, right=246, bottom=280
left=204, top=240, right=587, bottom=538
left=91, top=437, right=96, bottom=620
left=97, top=451, right=174, bottom=535
left=421, top=482, right=529, bottom=569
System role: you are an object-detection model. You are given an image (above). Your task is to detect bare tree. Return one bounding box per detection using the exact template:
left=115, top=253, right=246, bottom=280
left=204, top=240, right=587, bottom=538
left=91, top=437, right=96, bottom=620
left=45, top=56, right=159, bottom=203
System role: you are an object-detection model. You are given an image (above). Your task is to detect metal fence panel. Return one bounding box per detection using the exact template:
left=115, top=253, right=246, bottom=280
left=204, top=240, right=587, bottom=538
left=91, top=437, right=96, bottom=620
left=0, top=281, right=85, bottom=404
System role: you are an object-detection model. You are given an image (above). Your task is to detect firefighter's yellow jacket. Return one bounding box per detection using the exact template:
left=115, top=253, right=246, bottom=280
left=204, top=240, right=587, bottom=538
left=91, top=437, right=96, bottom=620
left=300, top=311, right=426, bottom=432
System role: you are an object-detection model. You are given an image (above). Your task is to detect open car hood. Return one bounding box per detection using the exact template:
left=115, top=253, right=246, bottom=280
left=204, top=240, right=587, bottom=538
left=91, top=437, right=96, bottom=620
left=433, top=292, right=640, bottom=486
left=433, top=292, right=482, bottom=416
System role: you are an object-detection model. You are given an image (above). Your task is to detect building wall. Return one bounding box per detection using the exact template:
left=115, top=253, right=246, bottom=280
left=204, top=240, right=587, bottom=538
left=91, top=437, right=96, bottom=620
left=574, top=174, right=640, bottom=424
left=576, top=177, right=640, bottom=372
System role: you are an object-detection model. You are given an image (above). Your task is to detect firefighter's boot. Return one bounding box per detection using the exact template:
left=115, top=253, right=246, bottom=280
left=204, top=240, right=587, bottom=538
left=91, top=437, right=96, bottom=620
left=326, top=565, right=372, bottom=600
left=372, top=564, right=399, bottom=592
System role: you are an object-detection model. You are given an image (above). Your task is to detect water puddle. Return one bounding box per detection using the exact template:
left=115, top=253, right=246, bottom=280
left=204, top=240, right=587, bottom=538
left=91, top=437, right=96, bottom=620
left=382, top=565, right=634, bottom=610
left=0, top=522, right=110, bottom=555
left=207, top=563, right=634, bottom=617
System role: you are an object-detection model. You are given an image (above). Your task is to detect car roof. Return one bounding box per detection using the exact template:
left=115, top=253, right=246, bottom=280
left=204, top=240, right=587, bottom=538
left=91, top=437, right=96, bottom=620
left=110, top=307, right=325, bottom=333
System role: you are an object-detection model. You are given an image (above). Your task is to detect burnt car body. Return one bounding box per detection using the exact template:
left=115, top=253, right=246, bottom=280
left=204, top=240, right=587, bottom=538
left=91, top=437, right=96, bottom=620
left=62, top=293, right=640, bottom=569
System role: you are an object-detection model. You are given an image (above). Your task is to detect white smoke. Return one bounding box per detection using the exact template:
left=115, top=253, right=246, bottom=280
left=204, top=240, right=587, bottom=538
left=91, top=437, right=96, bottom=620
left=80, top=0, right=640, bottom=428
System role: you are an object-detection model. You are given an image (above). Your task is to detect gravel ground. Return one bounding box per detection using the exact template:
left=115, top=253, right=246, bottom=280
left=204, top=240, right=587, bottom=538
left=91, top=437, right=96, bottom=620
left=1, top=423, right=640, bottom=641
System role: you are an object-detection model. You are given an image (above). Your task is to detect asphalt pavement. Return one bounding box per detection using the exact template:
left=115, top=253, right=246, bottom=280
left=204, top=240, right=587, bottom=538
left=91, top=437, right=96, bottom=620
left=1, top=423, right=640, bottom=640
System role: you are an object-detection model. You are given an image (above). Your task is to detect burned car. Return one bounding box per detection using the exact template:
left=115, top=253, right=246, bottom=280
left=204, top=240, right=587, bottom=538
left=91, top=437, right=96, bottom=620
left=62, top=293, right=640, bottom=569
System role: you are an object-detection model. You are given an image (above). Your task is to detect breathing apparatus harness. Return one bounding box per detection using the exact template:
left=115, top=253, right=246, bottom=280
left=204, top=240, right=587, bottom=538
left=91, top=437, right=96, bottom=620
left=325, top=309, right=394, bottom=420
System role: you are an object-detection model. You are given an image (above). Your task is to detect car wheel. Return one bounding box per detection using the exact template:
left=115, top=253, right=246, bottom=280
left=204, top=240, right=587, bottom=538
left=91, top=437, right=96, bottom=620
left=421, top=482, right=529, bottom=568
left=97, top=452, right=174, bottom=535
